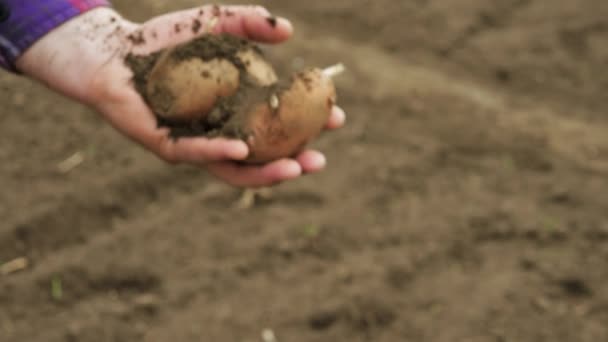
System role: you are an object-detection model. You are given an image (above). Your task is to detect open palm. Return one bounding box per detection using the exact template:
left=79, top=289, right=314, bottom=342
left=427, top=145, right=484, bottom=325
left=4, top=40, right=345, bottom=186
left=17, top=5, right=345, bottom=188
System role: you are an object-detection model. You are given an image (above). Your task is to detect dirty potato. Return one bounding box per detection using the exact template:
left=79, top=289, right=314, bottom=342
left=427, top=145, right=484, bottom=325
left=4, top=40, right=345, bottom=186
left=126, top=33, right=342, bottom=164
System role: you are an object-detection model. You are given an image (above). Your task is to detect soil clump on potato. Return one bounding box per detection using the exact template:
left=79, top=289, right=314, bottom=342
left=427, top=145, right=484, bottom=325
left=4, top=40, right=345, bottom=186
left=125, top=34, right=276, bottom=141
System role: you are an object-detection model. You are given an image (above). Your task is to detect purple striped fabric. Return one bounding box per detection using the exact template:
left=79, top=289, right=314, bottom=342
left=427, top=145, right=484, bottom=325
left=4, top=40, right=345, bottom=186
left=0, top=0, right=111, bottom=72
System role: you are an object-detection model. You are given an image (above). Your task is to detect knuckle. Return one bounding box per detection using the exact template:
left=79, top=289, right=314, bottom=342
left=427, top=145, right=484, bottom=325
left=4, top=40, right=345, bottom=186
left=157, top=141, right=179, bottom=165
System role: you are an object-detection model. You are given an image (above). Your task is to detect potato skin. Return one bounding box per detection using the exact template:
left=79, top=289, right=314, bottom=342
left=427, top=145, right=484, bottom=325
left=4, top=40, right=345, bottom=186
left=147, top=57, right=240, bottom=121
left=243, top=69, right=337, bottom=163
left=146, top=48, right=277, bottom=121
left=236, top=50, right=278, bottom=86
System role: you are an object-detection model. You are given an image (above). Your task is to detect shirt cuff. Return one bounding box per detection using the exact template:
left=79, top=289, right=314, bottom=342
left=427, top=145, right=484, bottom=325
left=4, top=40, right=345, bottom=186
left=0, top=0, right=112, bottom=73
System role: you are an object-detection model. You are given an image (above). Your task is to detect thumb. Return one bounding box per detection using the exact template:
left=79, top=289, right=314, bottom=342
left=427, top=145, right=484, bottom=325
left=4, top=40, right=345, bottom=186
left=129, top=5, right=293, bottom=55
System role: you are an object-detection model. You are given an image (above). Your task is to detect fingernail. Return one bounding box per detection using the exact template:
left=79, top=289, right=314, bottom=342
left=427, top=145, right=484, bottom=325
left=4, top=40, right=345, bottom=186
left=335, top=109, right=346, bottom=126
left=265, top=15, right=292, bottom=30
left=228, top=141, right=249, bottom=160
left=276, top=17, right=293, bottom=33
left=302, top=153, right=326, bottom=174
left=316, top=154, right=327, bottom=169
left=280, top=160, right=302, bottom=180
left=328, top=106, right=346, bottom=129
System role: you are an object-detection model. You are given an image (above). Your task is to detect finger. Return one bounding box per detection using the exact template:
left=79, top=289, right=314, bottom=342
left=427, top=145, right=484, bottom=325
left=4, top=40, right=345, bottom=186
left=296, top=150, right=327, bottom=174
left=131, top=5, right=292, bottom=55
left=216, top=6, right=293, bottom=43
left=206, top=158, right=302, bottom=188
left=97, top=88, right=250, bottom=164
left=325, top=106, right=346, bottom=130
left=158, top=136, right=249, bottom=164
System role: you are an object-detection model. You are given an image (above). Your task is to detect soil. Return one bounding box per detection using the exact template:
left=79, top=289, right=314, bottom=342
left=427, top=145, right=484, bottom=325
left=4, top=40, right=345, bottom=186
left=2, top=0, right=608, bottom=341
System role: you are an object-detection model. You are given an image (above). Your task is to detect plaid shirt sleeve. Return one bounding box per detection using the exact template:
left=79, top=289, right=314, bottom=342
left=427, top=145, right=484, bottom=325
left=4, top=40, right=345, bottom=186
left=0, top=0, right=111, bottom=73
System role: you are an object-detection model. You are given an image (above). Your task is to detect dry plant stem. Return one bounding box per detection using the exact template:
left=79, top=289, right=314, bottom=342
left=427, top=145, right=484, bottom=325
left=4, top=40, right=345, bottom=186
left=57, top=152, right=85, bottom=173
left=1, top=257, right=29, bottom=276
left=236, top=187, right=273, bottom=209
left=322, top=63, right=346, bottom=78
left=262, top=329, right=278, bottom=342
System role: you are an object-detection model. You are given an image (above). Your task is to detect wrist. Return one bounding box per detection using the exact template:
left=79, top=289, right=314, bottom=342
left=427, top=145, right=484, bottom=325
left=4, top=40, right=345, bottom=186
left=0, top=0, right=112, bottom=72
left=16, top=7, right=137, bottom=104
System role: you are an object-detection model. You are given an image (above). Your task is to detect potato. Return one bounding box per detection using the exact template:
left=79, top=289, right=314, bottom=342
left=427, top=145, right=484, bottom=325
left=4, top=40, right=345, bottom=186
left=126, top=34, right=342, bottom=164
left=240, top=68, right=337, bottom=163
left=146, top=48, right=277, bottom=121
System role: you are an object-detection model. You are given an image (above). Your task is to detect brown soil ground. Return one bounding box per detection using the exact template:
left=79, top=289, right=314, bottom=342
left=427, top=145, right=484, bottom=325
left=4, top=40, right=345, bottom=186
left=2, top=1, right=608, bottom=341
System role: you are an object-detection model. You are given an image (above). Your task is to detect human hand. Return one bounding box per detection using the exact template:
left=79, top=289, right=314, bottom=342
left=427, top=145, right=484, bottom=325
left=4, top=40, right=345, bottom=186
left=16, top=5, right=345, bottom=187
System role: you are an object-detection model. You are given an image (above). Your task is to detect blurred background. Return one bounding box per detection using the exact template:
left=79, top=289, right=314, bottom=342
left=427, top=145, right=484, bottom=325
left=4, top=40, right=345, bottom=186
left=1, top=0, right=608, bottom=341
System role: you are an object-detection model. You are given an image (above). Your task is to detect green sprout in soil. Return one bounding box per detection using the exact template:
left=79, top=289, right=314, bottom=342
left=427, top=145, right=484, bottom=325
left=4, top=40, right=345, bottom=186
left=303, top=224, right=322, bottom=238
left=502, top=156, right=515, bottom=171
left=542, top=217, right=560, bottom=232
left=51, top=275, right=63, bottom=301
